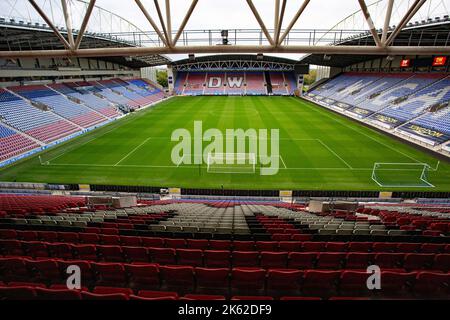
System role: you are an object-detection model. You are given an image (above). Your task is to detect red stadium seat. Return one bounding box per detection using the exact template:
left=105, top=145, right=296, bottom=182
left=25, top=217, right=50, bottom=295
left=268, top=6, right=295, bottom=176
left=141, top=237, right=165, bottom=247
left=0, top=239, right=25, bottom=256
left=255, top=241, right=278, bottom=251
left=58, top=232, right=79, bottom=243
left=177, top=249, right=203, bottom=267
left=373, top=242, right=397, bottom=253
left=348, top=242, right=372, bottom=252
left=345, top=253, right=374, bottom=269
left=204, top=250, right=230, bottom=268
left=195, top=267, right=230, bottom=294
left=186, top=239, right=209, bottom=250
left=35, top=287, right=82, bottom=300
left=0, top=286, right=37, bottom=300
left=233, top=241, right=255, bottom=251
left=182, top=294, right=226, bottom=300
left=160, top=266, right=195, bottom=293
left=125, top=263, right=160, bottom=290
left=81, top=291, right=128, bottom=300
left=232, top=251, right=259, bottom=267
left=165, top=238, right=186, bottom=249
left=93, top=286, right=133, bottom=296
left=0, top=257, right=30, bottom=282
left=433, top=254, right=450, bottom=272
left=420, top=243, right=445, bottom=253
left=339, top=270, right=372, bottom=296
left=93, top=262, right=127, bottom=287
left=100, top=235, right=121, bottom=245
left=47, top=243, right=74, bottom=260
left=79, top=233, right=100, bottom=244
left=38, top=231, right=58, bottom=242
left=288, top=252, right=316, bottom=269
left=316, top=253, right=346, bottom=269
left=72, top=244, right=98, bottom=261
left=302, top=270, right=340, bottom=297
left=138, top=290, right=178, bottom=299
left=260, top=252, right=288, bottom=269
left=209, top=240, right=232, bottom=250
left=122, top=246, right=149, bottom=263
left=403, top=253, right=434, bottom=271
left=397, top=243, right=421, bottom=253
left=374, top=253, right=404, bottom=269
left=231, top=268, right=266, bottom=295
left=149, top=247, right=176, bottom=265
left=0, top=229, right=17, bottom=239
left=302, top=242, right=326, bottom=252
left=232, top=296, right=274, bottom=300
left=97, top=245, right=124, bottom=262
left=278, top=241, right=302, bottom=252
left=120, top=236, right=141, bottom=247
left=266, top=269, right=303, bottom=296
left=379, top=271, right=416, bottom=297
left=414, top=272, right=449, bottom=298
left=326, top=242, right=348, bottom=252
left=22, top=241, right=49, bottom=258
left=27, top=259, right=62, bottom=284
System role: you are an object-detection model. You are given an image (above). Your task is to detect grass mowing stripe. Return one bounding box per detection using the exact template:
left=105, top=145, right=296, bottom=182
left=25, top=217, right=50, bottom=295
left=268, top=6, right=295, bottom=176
left=300, top=98, right=423, bottom=163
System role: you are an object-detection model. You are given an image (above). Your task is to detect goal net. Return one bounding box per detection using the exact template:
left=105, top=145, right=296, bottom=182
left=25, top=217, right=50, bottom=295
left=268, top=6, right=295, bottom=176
left=371, top=162, right=435, bottom=188
left=207, top=153, right=256, bottom=174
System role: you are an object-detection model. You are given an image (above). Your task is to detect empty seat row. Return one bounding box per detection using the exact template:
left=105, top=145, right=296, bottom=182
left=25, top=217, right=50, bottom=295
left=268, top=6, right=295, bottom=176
left=2, top=240, right=449, bottom=271
left=1, top=258, right=448, bottom=298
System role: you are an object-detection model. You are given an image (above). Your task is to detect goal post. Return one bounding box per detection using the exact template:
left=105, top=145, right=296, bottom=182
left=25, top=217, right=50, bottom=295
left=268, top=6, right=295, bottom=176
left=371, top=162, right=435, bottom=188
left=207, top=153, right=256, bottom=174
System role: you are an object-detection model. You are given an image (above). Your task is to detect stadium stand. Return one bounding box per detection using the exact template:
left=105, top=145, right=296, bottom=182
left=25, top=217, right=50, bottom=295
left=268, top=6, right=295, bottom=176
left=0, top=124, right=39, bottom=161
left=245, top=72, right=266, bottom=95
left=9, top=85, right=107, bottom=128
left=48, top=83, right=120, bottom=119
left=308, top=72, right=450, bottom=145
left=183, top=72, right=206, bottom=95
left=0, top=196, right=449, bottom=300
left=0, top=88, right=80, bottom=143
left=174, top=71, right=296, bottom=96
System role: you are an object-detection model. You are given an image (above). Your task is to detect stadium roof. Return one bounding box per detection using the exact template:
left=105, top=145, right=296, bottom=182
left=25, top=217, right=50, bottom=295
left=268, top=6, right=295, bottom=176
left=0, top=0, right=449, bottom=65
left=300, top=17, right=450, bottom=67
left=170, top=54, right=299, bottom=66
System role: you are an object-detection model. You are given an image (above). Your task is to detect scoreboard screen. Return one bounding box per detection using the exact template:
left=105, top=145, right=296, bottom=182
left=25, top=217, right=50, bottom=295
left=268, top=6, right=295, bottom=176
left=432, top=56, right=447, bottom=66
left=400, top=59, right=411, bottom=67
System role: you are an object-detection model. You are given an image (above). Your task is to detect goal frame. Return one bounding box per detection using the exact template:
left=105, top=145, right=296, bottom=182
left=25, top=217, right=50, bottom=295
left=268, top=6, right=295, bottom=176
left=371, top=162, right=435, bottom=188
left=207, top=152, right=256, bottom=174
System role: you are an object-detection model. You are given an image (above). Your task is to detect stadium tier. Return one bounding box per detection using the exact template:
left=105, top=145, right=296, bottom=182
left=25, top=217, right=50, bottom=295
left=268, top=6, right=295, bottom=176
left=0, top=195, right=449, bottom=300
left=308, top=72, right=450, bottom=145
left=0, top=79, right=164, bottom=164
left=175, top=71, right=296, bottom=96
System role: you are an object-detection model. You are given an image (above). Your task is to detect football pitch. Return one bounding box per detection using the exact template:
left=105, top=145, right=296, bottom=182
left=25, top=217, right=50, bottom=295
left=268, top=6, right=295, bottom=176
left=1, top=96, right=449, bottom=191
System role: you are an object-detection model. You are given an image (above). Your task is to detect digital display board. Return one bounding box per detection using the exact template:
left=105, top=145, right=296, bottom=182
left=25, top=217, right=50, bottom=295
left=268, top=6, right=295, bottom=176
left=432, top=56, right=447, bottom=66
left=400, top=59, right=411, bottom=67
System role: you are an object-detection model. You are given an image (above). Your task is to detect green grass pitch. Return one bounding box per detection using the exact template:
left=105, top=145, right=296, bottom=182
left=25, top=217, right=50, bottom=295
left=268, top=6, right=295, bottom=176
left=1, top=96, right=449, bottom=191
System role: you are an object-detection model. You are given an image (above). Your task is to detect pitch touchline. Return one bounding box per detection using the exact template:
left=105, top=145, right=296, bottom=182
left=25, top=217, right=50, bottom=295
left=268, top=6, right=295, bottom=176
left=114, top=137, right=152, bottom=166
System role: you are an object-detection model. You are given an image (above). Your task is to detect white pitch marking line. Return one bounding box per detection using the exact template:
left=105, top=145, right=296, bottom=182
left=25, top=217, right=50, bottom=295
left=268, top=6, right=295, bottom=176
left=279, top=155, right=287, bottom=169
left=316, top=139, right=353, bottom=169
left=47, top=163, right=375, bottom=171
left=114, top=137, right=152, bottom=166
